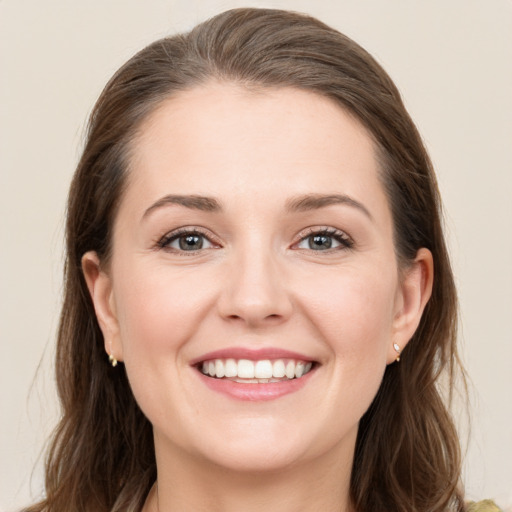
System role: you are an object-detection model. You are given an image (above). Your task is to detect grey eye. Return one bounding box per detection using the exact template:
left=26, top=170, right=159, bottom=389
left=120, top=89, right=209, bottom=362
left=297, top=234, right=342, bottom=251
left=179, top=234, right=204, bottom=250
left=166, top=233, right=214, bottom=251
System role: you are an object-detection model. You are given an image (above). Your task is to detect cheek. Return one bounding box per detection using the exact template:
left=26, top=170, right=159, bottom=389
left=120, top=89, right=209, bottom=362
left=111, top=260, right=221, bottom=407
left=115, top=279, right=175, bottom=359
left=302, top=267, right=397, bottom=355
left=110, top=262, right=217, bottom=430
left=299, top=267, right=397, bottom=409
left=113, top=261, right=213, bottom=352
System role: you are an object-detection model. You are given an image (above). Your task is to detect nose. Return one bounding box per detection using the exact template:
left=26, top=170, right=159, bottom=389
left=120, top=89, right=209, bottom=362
left=216, top=245, right=293, bottom=328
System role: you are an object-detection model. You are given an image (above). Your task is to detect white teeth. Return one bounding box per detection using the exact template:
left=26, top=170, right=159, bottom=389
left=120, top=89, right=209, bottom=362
left=215, top=359, right=225, bottom=378
left=199, top=357, right=314, bottom=381
left=285, top=360, right=295, bottom=379
left=272, top=360, right=285, bottom=378
left=232, top=377, right=285, bottom=384
left=295, top=361, right=305, bottom=378
left=237, top=359, right=255, bottom=379
left=254, top=360, right=273, bottom=379
left=225, top=358, right=237, bottom=378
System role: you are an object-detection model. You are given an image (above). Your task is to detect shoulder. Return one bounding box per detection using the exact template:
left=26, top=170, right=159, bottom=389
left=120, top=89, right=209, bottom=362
left=466, top=500, right=503, bottom=512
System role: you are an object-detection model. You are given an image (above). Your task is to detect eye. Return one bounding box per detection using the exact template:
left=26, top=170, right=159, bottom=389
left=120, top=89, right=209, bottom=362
left=158, top=229, right=217, bottom=252
left=294, top=228, right=353, bottom=251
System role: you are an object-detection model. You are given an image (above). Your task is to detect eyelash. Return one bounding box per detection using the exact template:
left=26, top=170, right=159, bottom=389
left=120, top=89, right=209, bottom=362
left=293, top=227, right=354, bottom=252
left=156, top=226, right=354, bottom=254
left=156, top=227, right=219, bottom=254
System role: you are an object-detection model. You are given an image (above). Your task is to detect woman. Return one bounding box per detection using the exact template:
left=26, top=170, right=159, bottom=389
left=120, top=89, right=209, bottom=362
left=23, top=8, right=499, bottom=512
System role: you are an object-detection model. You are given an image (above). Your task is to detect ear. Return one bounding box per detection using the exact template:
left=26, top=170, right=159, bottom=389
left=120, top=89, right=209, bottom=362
left=388, top=248, right=434, bottom=364
left=81, top=251, right=123, bottom=363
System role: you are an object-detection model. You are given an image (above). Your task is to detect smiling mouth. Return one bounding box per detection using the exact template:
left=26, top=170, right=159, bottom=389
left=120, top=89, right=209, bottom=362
left=198, top=358, right=316, bottom=383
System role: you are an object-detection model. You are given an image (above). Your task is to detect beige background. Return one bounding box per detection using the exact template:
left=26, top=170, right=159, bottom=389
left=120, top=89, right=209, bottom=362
left=1, top=0, right=511, bottom=510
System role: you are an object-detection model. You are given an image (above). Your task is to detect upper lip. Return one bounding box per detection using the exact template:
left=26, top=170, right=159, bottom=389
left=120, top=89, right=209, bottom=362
left=190, top=347, right=317, bottom=366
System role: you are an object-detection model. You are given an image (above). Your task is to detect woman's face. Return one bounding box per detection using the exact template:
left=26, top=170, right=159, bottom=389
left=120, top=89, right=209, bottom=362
left=85, top=83, right=430, bottom=473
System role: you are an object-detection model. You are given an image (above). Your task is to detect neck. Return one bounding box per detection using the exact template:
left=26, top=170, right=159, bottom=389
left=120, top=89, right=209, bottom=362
left=145, top=434, right=355, bottom=512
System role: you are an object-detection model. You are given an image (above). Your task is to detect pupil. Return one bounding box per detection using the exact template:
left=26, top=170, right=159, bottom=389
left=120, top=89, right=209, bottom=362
left=310, top=235, right=332, bottom=250
left=179, top=235, right=203, bottom=250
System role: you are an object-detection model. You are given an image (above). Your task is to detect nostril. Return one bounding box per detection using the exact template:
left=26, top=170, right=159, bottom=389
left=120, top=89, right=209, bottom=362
left=216, top=263, right=293, bottom=325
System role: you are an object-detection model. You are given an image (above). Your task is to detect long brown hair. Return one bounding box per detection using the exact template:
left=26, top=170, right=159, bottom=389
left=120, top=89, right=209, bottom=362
left=26, top=8, right=465, bottom=512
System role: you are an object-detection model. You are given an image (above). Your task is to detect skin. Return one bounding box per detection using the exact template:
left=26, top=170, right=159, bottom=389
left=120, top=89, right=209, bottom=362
left=83, top=83, right=433, bottom=512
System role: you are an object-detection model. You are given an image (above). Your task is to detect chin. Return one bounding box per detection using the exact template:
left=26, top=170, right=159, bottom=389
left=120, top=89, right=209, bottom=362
left=201, top=440, right=309, bottom=474
left=181, top=416, right=335, bottom=474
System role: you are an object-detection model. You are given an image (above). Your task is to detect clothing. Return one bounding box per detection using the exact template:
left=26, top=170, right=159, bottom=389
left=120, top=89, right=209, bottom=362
left=467, top=500, right=503, bottom=512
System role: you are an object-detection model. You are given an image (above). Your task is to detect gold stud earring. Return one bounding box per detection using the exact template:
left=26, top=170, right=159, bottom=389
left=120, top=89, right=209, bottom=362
left=393, top=343, right=401, bottom=362
left=108, top=354, right=118, bottom=367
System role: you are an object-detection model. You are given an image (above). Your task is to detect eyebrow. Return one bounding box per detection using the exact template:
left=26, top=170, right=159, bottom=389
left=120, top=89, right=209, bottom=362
left=142, top=192, right=372, bottom=220
left=285, top=193, right=373, bottom=220
left=142, top=194, right=221, bottom=219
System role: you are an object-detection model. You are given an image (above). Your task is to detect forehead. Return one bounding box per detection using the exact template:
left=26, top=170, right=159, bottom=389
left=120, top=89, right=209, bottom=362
left=123, top=82, right=388, bottom=218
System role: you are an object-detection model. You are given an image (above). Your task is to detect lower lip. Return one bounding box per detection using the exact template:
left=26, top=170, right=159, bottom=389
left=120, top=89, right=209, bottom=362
left=196, top=369, right=316, bottom=401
